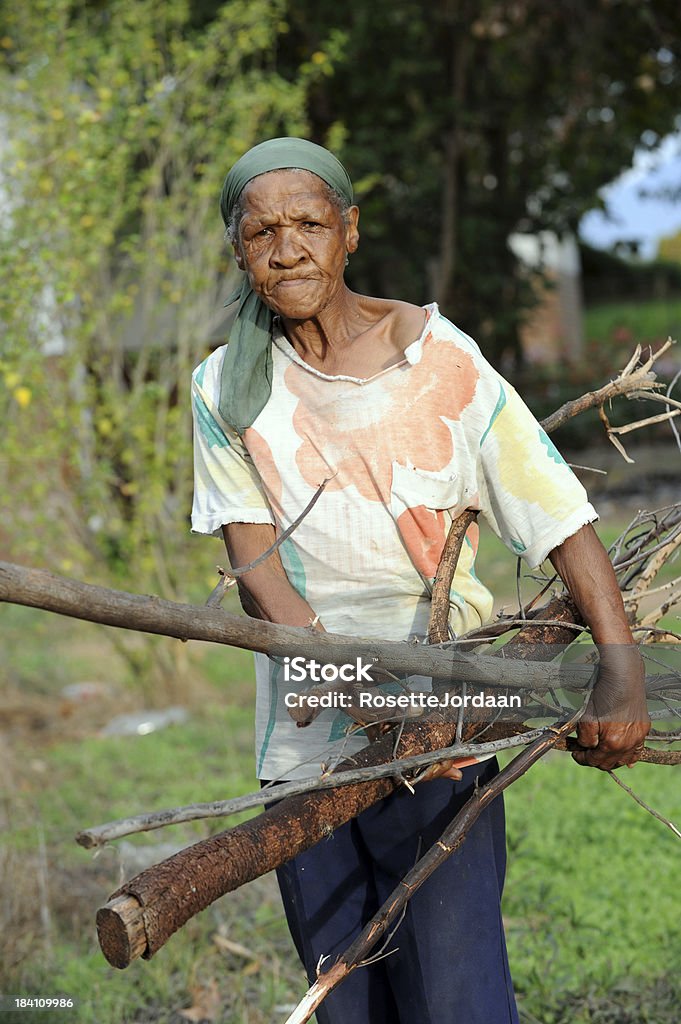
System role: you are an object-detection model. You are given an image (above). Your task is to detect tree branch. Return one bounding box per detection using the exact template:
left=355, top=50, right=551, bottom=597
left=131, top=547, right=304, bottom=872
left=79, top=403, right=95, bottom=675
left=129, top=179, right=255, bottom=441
left=0, top=561, right=602, bottom=692
left=428, top=509, right=479, bottom=643
left=75, top=731, right=681, bottom=849
left=540, top=340, right=674, bottom=433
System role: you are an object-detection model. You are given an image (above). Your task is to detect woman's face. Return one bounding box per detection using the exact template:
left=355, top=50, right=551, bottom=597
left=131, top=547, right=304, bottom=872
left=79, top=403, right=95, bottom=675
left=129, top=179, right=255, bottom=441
left=234, top=169, right=359, bottom=321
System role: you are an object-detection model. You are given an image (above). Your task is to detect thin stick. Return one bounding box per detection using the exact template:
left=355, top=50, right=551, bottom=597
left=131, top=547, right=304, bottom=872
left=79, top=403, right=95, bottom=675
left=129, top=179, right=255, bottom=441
left=77, top=728, right=681, bottom=849
left=539, top=340, right=674, bottom=434
left=567, top=463, right=607, bottom=475
left=607, top=771, right=681, bottom=840
left=609, top=407, right=681, bottom=435
left=206, top=477, right=332, bottom=606
left=666, top=367, right=681, bottom=453
left=76, top=729, right=545, bottom=848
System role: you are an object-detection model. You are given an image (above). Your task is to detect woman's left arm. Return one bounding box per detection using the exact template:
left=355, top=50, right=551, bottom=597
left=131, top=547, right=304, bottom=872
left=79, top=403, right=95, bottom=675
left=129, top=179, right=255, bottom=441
left=548, top=523, right=650, bottom=770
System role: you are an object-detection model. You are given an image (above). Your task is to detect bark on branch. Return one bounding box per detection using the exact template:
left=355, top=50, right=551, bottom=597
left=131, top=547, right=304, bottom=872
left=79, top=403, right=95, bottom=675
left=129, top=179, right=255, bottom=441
left=95, top=716, right=484, bottom=968
left=0, top=562, right=594, bottom=691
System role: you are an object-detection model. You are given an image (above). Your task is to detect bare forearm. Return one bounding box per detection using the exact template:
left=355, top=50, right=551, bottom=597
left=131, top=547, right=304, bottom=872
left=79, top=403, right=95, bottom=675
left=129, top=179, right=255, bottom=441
left=222, top=523, right=323, bottom=629
left=548, top=524, right=633, bottom=646
left=549, top=523, right=649, bottom=769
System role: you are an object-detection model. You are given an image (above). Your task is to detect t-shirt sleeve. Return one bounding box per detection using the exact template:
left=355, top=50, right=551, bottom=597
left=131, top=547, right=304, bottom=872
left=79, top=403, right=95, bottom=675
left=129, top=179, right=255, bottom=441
left=191, top=348, right=275, bottom=537
left=473, top=364, right=598, bottom=568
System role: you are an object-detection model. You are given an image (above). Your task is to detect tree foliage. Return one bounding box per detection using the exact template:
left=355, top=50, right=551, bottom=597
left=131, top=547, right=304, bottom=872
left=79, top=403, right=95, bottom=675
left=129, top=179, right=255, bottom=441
left=1, top=0, right=680, bottom=677
left=0, top=0, right=317, bottom=595
left=280, top=0, right=681, bottom=359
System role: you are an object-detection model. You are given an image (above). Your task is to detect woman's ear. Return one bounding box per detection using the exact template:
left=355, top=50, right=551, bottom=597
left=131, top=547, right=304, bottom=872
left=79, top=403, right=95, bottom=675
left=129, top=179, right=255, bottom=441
left=345, top=205, right=360, bottom=255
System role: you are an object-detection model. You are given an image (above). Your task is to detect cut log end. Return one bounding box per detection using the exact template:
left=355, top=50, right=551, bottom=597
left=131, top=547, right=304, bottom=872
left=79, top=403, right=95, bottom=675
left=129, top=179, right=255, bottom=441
left=96, top=894, right=148, bottom=969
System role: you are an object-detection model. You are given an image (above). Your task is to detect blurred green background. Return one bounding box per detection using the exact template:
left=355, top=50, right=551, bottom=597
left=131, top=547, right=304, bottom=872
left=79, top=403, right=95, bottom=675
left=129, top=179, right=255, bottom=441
left=1, top=2, right=680, bottom=1021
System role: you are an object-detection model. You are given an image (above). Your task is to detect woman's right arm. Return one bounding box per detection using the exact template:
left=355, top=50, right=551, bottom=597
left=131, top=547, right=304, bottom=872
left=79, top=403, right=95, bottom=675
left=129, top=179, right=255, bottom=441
left=222, top=522, right=324, bottom=630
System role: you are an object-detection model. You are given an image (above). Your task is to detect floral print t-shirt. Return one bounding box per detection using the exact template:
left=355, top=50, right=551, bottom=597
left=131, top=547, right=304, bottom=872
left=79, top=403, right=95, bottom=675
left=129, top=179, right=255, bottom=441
left=191, top=303, right=597, bottom=780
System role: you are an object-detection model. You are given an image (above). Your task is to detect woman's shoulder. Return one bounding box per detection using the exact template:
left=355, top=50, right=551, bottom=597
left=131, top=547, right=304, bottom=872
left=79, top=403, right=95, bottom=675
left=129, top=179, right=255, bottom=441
left=385, top=298, right=428, bottom=345
left=192, top=344, right=228, bottom=394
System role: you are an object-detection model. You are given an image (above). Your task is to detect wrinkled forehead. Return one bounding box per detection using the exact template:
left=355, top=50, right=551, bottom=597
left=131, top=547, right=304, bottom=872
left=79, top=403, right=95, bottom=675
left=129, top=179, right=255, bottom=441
left=239, top=167, right=330, bottom=206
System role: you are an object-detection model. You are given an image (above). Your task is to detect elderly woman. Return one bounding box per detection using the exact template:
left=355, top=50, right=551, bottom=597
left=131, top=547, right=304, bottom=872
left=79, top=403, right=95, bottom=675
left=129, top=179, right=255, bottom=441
left=191, top=138, right=648, bottom=1024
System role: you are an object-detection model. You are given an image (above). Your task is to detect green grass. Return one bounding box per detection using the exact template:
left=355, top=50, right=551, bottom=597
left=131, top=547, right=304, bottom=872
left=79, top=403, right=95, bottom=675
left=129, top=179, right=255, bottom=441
left=583, top=297, right=681, bottom=346
left=2, top=675, right=303, bottom=1022
left=2, top=510, right=680, bottom=1023
left=502, top=751, right=681, bottom=1021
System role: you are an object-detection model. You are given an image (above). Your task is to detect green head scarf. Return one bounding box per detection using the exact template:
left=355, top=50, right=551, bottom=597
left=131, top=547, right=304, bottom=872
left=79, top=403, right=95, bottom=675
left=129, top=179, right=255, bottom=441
left=218, top=137, right=354, bottom=433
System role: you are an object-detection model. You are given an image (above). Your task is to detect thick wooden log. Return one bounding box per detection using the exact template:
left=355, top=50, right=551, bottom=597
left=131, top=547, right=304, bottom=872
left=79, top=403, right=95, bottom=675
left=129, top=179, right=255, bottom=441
left=96, top=895, right=147, bottom=968
left=100, top=717, right=465, bottom=967
left=96, top=597, right=584, bottom=968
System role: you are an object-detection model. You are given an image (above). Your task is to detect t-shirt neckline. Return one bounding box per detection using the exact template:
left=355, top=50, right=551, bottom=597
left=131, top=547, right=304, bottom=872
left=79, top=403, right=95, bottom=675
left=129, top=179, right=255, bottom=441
left=271, top=302, right=438, bottom=385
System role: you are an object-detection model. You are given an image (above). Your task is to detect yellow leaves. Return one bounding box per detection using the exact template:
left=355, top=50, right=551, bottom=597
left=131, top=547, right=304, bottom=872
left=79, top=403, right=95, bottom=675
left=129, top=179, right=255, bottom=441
left=2, top=373, right=33, bottom=408
left=119, top=481, right=138, bottom=497
left=77, top=108, right=101, bottom=125
left=79, top=214, right=96, bottom=229
left=4, top=371, right=32, bottom=407
left=13, top=387, right=32, bottom=409
left=38, top=176, right=54, bottom=195
left=97, top=86, right=113, bottom=102
left=97, top=417, right=113, bottom=437
left=169, top=289, right=183, bottom=304
left=50, top=108, right=65, bottom=121
left=301, top=48, right=335, bottom=80
left=0, top=36, right=13, bottom=49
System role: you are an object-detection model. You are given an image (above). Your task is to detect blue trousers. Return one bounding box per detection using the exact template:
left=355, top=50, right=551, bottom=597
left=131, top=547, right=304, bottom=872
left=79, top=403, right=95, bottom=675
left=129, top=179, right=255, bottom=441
left=265, top=758, right=519, bottom=1024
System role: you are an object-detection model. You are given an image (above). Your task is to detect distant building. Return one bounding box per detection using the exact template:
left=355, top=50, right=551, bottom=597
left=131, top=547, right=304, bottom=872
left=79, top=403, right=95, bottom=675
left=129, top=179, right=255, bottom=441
left=509, top=231, right=584, bottom=364
left=657, top=228, right=681, bottom=263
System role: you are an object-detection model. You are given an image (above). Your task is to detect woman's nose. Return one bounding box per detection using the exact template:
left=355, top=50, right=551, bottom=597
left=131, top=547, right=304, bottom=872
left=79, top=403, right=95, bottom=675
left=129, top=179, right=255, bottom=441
left=269, top=229, right=306, bottom=267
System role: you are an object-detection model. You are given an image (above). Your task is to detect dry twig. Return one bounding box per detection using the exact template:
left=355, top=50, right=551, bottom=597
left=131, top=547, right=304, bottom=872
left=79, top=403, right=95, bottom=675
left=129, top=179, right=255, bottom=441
left=206, top=477, right=332, bottom=606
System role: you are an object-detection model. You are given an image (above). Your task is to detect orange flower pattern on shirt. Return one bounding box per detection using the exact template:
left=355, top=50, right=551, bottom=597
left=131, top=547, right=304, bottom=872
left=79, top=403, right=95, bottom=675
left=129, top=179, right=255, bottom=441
left=396, top=505, right=448, bottom=577
left=284, top=331, right=480, bottom=503
left=191, top=305, right=597, bottom=781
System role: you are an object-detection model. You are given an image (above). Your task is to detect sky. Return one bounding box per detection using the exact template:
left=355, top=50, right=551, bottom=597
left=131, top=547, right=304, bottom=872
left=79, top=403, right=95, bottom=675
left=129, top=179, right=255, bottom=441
left=579, top=132, right=681, bottom=259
